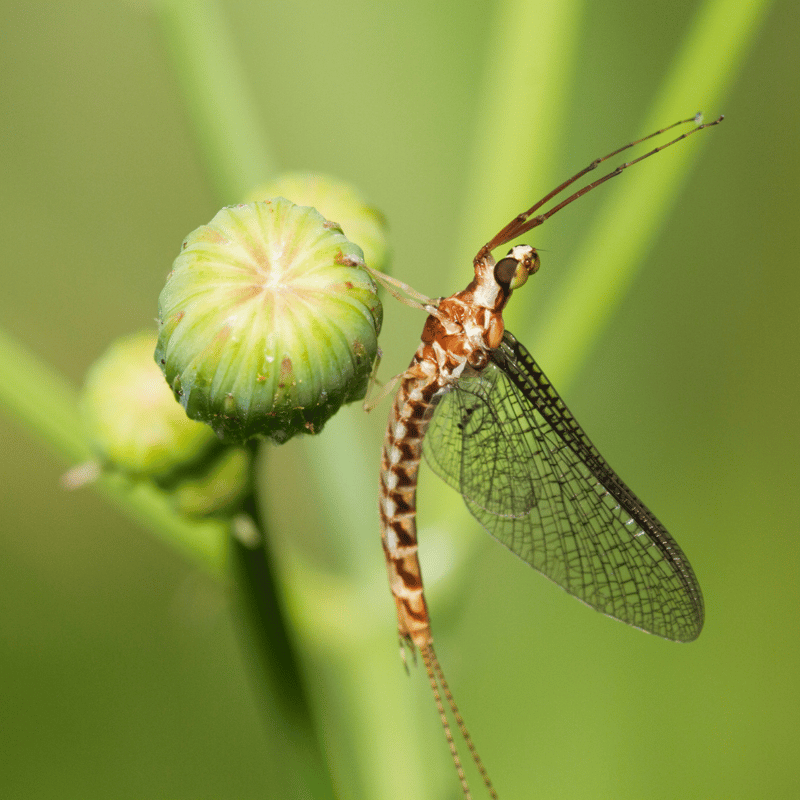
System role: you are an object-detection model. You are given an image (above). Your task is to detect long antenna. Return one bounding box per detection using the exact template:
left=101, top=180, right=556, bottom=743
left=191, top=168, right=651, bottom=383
left=475, top=113, right=724, bottom=263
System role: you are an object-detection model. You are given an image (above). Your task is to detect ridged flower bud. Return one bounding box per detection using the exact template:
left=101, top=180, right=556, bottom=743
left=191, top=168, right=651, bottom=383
left=156, top=199, right=382, bottom=444
left=246, top=172, right=389, bottom=272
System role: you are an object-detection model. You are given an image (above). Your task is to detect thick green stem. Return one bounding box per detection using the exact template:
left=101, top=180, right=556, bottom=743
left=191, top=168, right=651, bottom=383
left=154, top=0, right=278, bottom=202
left=228, top=483, right=336, bottom=800
left=153, top=3, right=338, bottom=792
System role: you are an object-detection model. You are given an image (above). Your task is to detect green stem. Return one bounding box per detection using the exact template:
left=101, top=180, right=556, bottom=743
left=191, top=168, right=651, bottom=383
left=0, top=328, right=228, bottom=577
left=525, top=0, right=774, bottom=389
left=154, top=0, right=278, bottom=202
left=454, top=0, right=584, bottom=273
left=153, top=5, right=336, bottom=794
left=229, top=485, right=337, bottom=800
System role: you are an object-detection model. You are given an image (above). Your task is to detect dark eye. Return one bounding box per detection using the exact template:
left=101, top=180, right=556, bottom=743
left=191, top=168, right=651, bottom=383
left=494, top=257, right=518, bottom=286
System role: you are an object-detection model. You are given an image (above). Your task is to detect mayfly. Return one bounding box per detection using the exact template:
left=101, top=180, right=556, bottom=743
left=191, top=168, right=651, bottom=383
left=374, top=114, right=722, bottom=798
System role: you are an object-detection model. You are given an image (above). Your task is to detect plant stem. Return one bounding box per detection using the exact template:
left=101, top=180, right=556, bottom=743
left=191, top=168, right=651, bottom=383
left=0, top=328, right=228, bottom=576
left=154, top=0, right=278, bottom=202
left=154, top=3, right=338, bottom=794
left=229, top=484, right=337, bottom=800
left=528, top=0, right=774, bottom=389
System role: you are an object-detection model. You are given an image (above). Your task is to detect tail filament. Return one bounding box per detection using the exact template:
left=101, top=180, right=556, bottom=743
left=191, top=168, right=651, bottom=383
left=420, top=644, right=499, bottom=800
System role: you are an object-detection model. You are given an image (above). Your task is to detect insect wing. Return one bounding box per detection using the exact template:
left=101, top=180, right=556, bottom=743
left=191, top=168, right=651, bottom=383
left=424, top=366, right=539, bottom=518
left=423, top=331, right=703, bottom=642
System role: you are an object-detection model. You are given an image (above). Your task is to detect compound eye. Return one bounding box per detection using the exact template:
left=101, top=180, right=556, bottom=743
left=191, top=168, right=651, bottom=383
left=494, top=256, right=519, bottom=287
left=494, top=245, right=538, bottom=290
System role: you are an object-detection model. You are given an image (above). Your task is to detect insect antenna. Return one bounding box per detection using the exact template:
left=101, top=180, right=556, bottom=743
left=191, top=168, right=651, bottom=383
left=476, top=113, right=724, bottom=261
left=420, top=644, right=499, bottom=800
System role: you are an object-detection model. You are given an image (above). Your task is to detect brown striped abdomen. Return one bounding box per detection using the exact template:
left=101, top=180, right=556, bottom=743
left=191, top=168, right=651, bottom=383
left=379, top=355, right=444, bottom=650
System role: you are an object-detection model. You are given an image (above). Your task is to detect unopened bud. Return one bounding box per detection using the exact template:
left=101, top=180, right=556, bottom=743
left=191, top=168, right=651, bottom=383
left=156, top=199, right=382, bottom=444
left=81, top=331, right=219, bottom=479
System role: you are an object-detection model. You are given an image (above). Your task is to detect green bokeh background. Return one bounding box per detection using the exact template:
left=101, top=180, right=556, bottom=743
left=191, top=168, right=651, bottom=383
left=2, top=1, right=797, bottom=798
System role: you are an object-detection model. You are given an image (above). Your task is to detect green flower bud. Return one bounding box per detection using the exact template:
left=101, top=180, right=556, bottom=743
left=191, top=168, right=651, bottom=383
left=156, top=199, right=383, bottom=445
left=246, top=172, right=389, bottom=272
left=81, top=331, right=220, bottom=479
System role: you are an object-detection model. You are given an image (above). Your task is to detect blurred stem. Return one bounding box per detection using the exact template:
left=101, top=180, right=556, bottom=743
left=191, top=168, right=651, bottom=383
left=154, top=5, right=337, bottom=795
left=154, top=0, right=278, bottom=202
left=513, top=0, right=774, bottom=389
left=454, top=0, right=583, bottom=272
left=0, top=328, right=227, bottom=577
left=229, top=481, right=336, bottom=800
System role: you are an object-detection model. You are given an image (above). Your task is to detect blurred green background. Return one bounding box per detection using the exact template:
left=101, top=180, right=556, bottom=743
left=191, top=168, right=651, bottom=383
left=2, top=1, right=797, bottom=798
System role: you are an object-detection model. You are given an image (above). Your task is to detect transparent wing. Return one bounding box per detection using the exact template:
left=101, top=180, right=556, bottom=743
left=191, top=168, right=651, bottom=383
left=423, top=331, right=703, bottom=642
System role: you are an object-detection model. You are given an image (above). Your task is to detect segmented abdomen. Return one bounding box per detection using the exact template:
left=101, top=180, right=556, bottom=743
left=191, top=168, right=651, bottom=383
left=379, top=354, right=444, bottom=649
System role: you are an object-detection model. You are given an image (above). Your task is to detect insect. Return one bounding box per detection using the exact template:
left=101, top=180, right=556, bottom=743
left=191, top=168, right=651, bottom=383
left=375, top=114, right=722, bottom=799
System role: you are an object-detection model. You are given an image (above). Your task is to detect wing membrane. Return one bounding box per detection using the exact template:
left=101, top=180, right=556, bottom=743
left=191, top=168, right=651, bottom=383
left=423, top=331, right=703, bottom=642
